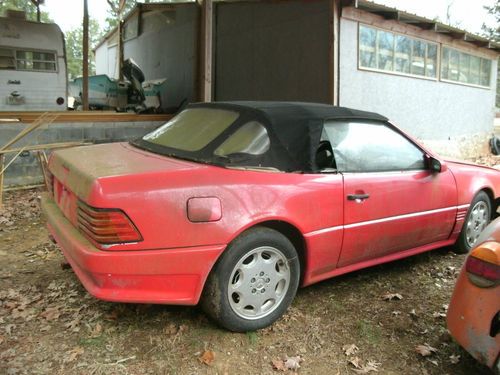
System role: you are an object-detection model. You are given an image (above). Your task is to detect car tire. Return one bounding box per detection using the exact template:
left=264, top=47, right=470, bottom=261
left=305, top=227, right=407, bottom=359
left=490, top=136, right=500, bottom=156
left=200, top=227, right=300, bottom=332
left=455, top=191, right=492, bottom=254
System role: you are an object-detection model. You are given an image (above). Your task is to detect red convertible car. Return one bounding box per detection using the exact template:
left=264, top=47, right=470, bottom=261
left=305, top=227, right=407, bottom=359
left=41, top=102, right=500, bottom=331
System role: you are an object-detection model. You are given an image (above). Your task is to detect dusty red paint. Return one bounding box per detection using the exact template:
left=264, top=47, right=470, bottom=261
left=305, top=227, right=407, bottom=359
left=42, top=138, right=500, bottom=305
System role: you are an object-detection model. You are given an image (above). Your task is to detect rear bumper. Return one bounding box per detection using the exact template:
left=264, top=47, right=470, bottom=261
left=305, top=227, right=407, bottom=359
left=447, top=270, right=500, bottom=370
left=41, top=193, right=226, bottom=305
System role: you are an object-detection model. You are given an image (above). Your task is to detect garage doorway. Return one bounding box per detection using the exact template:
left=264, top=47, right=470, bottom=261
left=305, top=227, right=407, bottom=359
left=214, top=0, right=332, bottom=103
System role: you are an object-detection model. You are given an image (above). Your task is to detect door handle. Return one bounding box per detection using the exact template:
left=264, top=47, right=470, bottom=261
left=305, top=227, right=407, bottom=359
left=347, top=193, right=370, bottom=201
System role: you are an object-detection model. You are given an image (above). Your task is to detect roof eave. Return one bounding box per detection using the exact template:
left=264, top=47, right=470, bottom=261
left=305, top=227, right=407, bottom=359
left=342, top=0, right=500, bottom=53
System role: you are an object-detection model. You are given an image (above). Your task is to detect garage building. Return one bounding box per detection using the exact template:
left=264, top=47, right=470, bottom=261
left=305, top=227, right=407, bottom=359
left=94, top=0, right=500, bottom=158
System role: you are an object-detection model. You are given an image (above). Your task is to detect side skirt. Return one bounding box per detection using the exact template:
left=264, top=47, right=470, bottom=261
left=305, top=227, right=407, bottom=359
left=302, top=239, right=455, bottom=287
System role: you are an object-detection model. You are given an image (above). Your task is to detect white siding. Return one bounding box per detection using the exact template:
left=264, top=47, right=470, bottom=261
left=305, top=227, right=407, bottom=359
left=339, top=18, right=497, bottom=156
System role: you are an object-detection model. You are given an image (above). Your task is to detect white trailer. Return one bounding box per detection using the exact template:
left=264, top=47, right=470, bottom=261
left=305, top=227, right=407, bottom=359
left=0, top=10, right=67, bottom=111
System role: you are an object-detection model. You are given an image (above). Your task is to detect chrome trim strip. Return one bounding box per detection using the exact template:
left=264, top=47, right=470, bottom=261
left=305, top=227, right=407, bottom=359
left=305, top=225, right=343, bottom=237
left=345, top=206, right=459, bottom=229
left=305, top=205, right=464, bottom=236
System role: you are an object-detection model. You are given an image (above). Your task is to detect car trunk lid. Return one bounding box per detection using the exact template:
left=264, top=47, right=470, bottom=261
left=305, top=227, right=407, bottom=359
left=49, top=142, right=202, bottom=224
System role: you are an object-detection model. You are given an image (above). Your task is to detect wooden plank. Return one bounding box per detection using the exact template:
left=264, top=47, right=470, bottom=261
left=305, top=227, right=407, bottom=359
left=0, top=141, right=89, bottom=155
left=0, top=112, right=172, bottom=124
left=4, top=184, right=44, bottom=192
left=0, top=113, right=58, bottom=152
left=0, top=111, right=173, bottom=127
left=37, top=151, right=51, bottom=191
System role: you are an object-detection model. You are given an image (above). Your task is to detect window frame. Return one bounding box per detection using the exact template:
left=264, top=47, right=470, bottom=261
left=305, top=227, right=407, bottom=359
left=440, top=46, right=492, bottom=89
left=358, top=24, right=439, bottom=82
left=0, top=45, right=58, bottom=73
left=322, top=119, right=429, bottom=174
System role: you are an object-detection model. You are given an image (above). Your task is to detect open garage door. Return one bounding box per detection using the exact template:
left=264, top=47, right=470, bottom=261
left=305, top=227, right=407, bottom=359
left=214, top=0, right=332, bottom=103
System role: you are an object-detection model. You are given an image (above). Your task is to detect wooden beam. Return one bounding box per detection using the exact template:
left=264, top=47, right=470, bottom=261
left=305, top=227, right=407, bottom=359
left=37, top=151, right=51, bottom=191
left=372, top=10, right=400, bottom=20
left=435, top=25, right=466, bottom=39
left=329, top=0, right=340, bottom=106
left=448, top=31, right=467, bottom=39
left=0, top=112, right=172, bottom=124
left=0, top=141, right=88, bottom=155
left=200, top=0, right=213, bottom=102
left=464, top=36, right=491, bottom=48
left=406, top=22, right=437, bottom=31
left=82, top=0, right=90, bottom=111
left=339, top=0, right=357, bottom=7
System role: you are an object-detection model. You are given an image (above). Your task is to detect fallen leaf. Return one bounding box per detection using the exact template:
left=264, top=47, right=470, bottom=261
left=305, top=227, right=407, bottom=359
left=39, top=325, right=51, bottom=332
left=272, top=359, right=287, bottom=371
left=381, top=293, right=403, bottom=301
left=199, top=350, right=215, bottom=366
left=89, top=323, right=102, bottom=337
left=0, top=335, right=4, bottom=345
left=284, top=356, right=303, bottom=371
left=40, top=307, right=60, bottom=321
left=5, top=324, right=15, bottom=335
left=354, top=360, right=381, bottom=373
left=164, top=323, right=177, bottom=336
left=449, top=354, right=460, bottom=364
left=432, top=312, right=446, bottom=318
left=64, top=346, right=84, bottom=363
left=427, top=359, right=439, bottom=366
left=104, top=310, right=119, bottom=321
left=342, top=344, right=359, bottom=356
left=415, top=344, right=438, bottom=357
left=64, top=316, right=81, bottom=332
left=349, top=356, right=362, bottom=369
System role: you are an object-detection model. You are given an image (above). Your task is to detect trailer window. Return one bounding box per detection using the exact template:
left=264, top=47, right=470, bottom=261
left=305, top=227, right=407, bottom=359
left=16, top=50, right=57, bottom=72
left=0, top=48, right=15, bottom=70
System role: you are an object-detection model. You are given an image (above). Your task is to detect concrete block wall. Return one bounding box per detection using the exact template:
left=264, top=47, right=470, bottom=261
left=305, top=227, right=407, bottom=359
left=1, top=121, right=164, bottom=187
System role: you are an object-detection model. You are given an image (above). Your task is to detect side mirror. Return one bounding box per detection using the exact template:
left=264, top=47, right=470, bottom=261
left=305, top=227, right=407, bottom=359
left=427, top=156, right=446, bottom=173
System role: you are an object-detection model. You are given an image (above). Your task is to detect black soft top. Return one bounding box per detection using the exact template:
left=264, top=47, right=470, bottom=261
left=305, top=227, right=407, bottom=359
left=188, top=101, right=388, bottom=172
left=223, top=101, right=388, bottom=123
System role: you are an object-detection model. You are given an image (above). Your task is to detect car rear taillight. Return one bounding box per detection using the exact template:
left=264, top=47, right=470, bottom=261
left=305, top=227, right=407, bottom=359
left=465, top=241, right=500, bottom=288
left=77, top=201, right=143, bottom=246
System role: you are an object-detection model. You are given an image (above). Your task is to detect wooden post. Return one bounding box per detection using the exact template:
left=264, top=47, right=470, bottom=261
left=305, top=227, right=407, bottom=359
left=118, top=0, right=126, bottom=81
left=37, top=151, right=50, bottom=191
left=118, top=18, right=124, bottom=81
left=0, top=155, right=4, bottom=209
left=330, top=0, right=340, bottom=106
left=82, top=0, right=90, bottom=110
left=199, top=0, right=213, bottom=102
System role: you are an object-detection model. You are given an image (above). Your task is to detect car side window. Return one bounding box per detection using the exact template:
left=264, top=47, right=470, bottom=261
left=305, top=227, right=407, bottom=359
left=214, top=121, right=270, bottom=157
left=323, top=120, right=425, bottom=172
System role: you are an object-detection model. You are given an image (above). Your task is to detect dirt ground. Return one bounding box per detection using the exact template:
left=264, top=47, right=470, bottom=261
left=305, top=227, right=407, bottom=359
left=1, top=156, right=499, bottom=375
